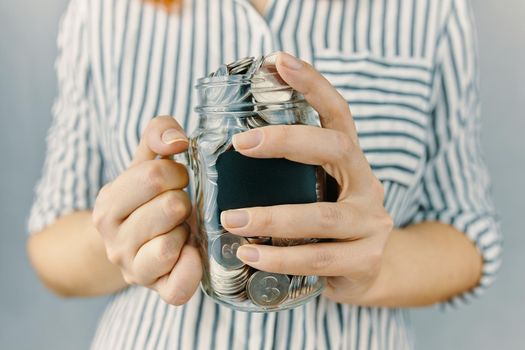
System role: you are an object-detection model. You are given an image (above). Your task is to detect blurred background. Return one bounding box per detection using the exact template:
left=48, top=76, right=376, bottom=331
left=1, top=0, right=523, bottom=349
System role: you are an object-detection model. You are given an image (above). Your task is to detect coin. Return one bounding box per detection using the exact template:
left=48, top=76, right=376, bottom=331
left=245, top=114, right=269, bottom=129
left=211, top=233, right=248, bottom=270
left=245, top=56, right=264, bottom=78
left=247, top=271, right=290, bottom=307
left=228, top=57, right=255, bottom=75
left=251, top=53, right=293, bottom=103
left=206, top=59, right=254, bottom=106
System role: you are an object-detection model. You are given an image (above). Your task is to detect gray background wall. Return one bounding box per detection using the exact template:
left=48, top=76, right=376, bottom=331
left=0, top=0, right=523, bottom=349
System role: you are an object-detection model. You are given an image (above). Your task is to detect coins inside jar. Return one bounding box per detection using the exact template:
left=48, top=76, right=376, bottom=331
left=210, top=257, right=250, bottom=302
left=288, top=275, right=320, bottom=300
left=195, top=53, right=326, bottom=311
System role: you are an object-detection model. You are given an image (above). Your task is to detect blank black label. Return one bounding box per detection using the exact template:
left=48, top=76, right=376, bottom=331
left=216, top=150, right=317, bottom=211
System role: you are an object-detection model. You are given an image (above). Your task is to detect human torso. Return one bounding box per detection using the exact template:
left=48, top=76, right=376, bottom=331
left=89, top=0, right=446, bottom=348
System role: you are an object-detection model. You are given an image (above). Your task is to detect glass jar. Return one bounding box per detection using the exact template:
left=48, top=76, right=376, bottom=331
left=187, top=55, right=326, bottom=312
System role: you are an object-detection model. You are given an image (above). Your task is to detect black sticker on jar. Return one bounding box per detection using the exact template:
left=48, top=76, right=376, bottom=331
left=216, top=150, right=317, bottom=212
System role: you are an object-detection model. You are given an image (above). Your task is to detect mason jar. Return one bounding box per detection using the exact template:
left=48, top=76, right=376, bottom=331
left=186, top=55, right=327, bottom=312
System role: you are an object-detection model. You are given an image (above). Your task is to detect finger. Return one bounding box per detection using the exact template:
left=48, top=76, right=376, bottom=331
left=153, top=244, right=202, bottom=306
left=118, top=190, right=192, bottom=254
left=236, top=240, right=380, bottom=277
left=131, top=224, right=189, bottom=286
left=131, top=115, right=189, bottom=167
left=275, top=52, right=356, bottom=139
left=97, top=160, right=189, bottom=223
left=232, top=125, right=373, bottom=189
left=221, top=202, right=364, bottom=240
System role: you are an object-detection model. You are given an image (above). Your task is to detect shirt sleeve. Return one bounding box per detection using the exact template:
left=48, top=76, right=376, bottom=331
left=412, top=0, right=503, bottom=307
left=28, top=0, right=103, bottom=234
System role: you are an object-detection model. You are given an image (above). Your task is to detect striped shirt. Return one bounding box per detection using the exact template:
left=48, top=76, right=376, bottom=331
left=28, top=0, right=503, bottom=349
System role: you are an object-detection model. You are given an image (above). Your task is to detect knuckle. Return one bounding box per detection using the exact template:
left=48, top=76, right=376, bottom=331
left=370, top=179, right=385, bottom=201
left=317, top=203, right=344, bottom=230
left=310, top=248, right=334, bottom=272
left=333, top=132, right=353, bottom=161
left=161, top=288, right=189, bottom=306
left=122, top=273, right=135, bottom=286
left=172, top=162, right=190, bottom=188
left=162, top=192, right=190, bottom=222
left=93, top=187, right=113, bottom=231
left=155, top=234, right=184, bottom=264
left=258, top=208, right=274, bottom=230
left=144, top=162, right=166, bottom=193
left=106, top=247, right=125, bottom=266
left=96, top=183, right=111, bottom=203
left=92, top=207, right=106, bottom=231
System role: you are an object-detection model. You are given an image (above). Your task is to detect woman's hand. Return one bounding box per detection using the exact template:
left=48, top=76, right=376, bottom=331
left=220, top=52, right=394, bottom=305
left=93, top=116, right=202, bottom=305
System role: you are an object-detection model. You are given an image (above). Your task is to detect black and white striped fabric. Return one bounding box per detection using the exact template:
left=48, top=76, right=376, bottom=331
left=28, top=0, right=503, bottom=349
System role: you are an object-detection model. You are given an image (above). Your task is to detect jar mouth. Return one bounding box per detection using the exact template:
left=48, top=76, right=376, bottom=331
left=196, top=71, right=289, bottom=88
left=196, top=74, right=253, bottom=87
left=195, top=70, right=304, bottom=115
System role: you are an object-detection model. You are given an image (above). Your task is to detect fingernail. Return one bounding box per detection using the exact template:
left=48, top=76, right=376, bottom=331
left=162, top=129, right=187, bottom=145
left=221, top=210, right=249, bottom=228
left=232, top=130, right=263, bottom=150
left=279, top=52, right=303, bottom=70
left=237, top=246, right=259, bottom=263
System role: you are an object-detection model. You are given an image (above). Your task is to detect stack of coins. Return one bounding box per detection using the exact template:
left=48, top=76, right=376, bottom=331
left=209, top=233, right=251, bottom=302
left=288, top=275, right=321, bottom=300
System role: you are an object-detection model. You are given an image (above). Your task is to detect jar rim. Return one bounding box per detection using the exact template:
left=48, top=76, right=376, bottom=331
left=195, top=70, right=285, bottom=88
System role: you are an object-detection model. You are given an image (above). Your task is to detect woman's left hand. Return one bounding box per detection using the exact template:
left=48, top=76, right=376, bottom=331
left=220, top=52, right=394, bottom=305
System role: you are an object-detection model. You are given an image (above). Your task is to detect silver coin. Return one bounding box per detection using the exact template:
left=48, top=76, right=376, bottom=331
left=257, top=107, right=298, bottom=125
left=245, top=56, right=264, bottom=78
left=207, top=59, right=253, bottom=105
left=245, top=114, right=269, bottom=129
left=247, top=271, right=290, bottom=307
left=251, top=53, right=293, bottom=103
left=228, top=57, right=254, bottom=70
left=228, top=57, right=255, bottom=75
left=211, top=233, right=248, bottom=270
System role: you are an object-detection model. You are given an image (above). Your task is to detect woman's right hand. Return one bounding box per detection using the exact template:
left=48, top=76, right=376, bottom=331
left=93, top=116, right=202, bottom=305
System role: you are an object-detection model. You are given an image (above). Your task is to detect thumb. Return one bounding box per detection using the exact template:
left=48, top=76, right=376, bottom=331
left=131, top=115, right=189, bottom=167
